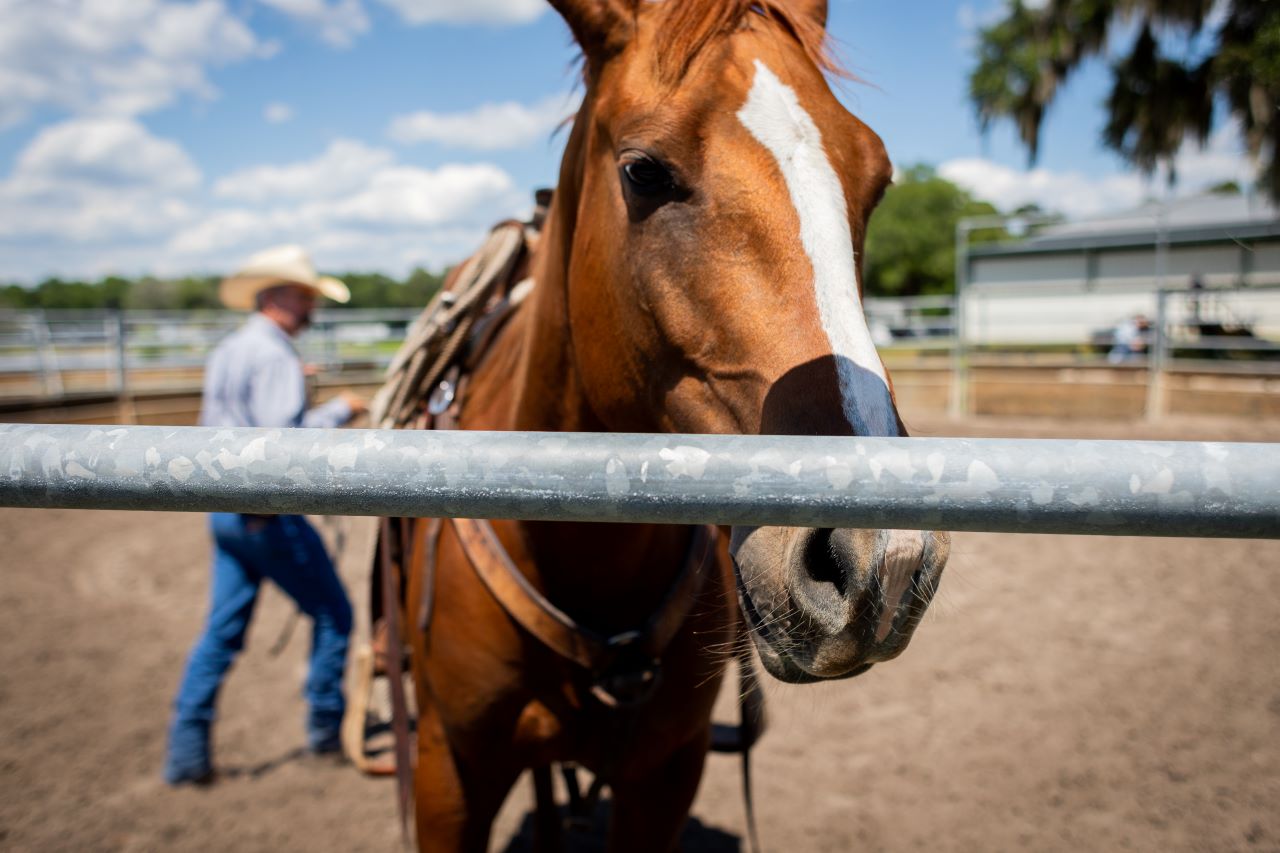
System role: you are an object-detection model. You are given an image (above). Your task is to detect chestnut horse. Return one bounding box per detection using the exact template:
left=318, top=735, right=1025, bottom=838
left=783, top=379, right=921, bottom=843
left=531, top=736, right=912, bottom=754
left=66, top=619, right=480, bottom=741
left=401, top=1, right=950, bottom=849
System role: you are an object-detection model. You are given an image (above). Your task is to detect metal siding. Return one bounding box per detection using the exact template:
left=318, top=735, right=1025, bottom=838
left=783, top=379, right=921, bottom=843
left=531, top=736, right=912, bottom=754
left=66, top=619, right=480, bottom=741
left=969, top=254, right=1088, bottom=287
left=962, top=238, right=1280, bottom=342
left=1248, top=243, right=1280, bottom=286
left=965, top=290, right=1154, bottom=343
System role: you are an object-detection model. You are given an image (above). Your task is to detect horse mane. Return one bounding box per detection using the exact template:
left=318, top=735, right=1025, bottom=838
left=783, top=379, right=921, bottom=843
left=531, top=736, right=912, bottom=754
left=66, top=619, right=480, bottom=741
left=647, top=0, right=845, bottom=84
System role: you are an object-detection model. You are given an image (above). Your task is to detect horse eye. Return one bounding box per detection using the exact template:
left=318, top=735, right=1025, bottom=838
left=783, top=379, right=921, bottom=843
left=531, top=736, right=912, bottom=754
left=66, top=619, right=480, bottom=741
left=621, top=157, right=675, bottom=196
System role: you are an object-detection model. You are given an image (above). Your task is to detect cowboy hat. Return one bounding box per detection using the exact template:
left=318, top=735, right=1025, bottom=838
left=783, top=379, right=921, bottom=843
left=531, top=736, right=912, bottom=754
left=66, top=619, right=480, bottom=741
left=219, top=244, right=350, bottom=310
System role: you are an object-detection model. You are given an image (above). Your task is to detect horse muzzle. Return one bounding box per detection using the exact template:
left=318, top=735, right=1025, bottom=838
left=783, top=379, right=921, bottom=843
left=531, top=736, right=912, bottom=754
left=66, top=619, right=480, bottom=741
left=730, top=525, right=950, bottom=683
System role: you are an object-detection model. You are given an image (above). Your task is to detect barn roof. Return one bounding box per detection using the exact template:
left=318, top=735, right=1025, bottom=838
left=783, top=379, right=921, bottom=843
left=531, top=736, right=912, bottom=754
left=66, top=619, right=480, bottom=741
left=971, top=193, right=1280, bottom=257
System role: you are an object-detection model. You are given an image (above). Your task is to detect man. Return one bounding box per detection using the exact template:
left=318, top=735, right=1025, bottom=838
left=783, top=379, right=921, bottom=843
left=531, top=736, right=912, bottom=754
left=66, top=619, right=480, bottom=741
left=164, top=245, right=367, bottom=785
left=1108, top=314, right=1152, bottom=364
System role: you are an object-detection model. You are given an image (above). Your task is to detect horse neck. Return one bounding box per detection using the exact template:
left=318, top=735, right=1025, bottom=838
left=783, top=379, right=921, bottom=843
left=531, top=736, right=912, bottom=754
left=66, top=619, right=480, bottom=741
left=471, top=85, right=601, bottom=435
left=460, top=95, right=697, bottom=624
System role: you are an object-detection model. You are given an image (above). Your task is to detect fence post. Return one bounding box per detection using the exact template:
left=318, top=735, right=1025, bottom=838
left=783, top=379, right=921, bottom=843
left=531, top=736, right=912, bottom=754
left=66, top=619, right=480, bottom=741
left=108, top=311, right=126, bottom=393
left=31, top=309, right=63, bottom=398
left=111, top=311, right=136, bottom=424
left=950, top=222, right=970, bottom=418
left=326, top=319, right=340, bottom=375
left=1145, top=289, right=1168, bottom=421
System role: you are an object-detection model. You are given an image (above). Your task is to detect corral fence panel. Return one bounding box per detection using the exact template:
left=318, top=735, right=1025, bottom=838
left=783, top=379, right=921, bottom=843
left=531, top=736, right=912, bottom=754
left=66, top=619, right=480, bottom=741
left=1, top=423, right=1276, bottom=539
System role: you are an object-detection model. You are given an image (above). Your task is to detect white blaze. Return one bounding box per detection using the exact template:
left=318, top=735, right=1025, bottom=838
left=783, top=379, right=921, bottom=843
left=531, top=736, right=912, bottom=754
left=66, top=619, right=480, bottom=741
left=736, top=59, right=898, bottom=437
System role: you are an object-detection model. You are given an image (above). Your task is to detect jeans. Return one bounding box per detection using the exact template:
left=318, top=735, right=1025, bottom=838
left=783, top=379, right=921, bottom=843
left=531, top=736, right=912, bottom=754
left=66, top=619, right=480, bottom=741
left=166, top=513, right=352, bottom=772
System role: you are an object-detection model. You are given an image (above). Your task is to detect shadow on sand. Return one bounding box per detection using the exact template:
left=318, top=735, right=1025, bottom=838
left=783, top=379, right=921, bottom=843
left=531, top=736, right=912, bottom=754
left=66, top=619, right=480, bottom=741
left=218, top=745, right=347, bottom=781
left=499, top=796, right=740, bottom=853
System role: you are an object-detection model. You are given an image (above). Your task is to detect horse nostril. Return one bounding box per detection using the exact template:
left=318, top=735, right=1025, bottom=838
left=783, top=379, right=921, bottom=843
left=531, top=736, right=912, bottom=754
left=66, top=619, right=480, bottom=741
left=801, top=528, right=848, bottom=598
left=787, top=526, right=884, bottom=636
left=785, top=527, right=865, bottom=634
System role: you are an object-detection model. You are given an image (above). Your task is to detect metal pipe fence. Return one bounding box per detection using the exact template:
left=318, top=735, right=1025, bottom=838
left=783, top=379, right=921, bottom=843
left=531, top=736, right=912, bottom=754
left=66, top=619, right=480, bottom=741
left=5, top=296, right=1279, bottom=419
left=0, top=309, right=422, bottom=396
left=1, top=423, right=1276, bottom=538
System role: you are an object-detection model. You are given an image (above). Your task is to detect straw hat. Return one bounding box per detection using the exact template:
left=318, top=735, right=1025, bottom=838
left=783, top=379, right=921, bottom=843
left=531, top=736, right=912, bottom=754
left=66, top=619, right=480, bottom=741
left=219, top=244, right=350, bottom=310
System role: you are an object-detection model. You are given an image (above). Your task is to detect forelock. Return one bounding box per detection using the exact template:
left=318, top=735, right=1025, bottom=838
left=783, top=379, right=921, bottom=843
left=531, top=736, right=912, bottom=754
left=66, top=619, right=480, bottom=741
left=647, top=0, right=842, bottom=84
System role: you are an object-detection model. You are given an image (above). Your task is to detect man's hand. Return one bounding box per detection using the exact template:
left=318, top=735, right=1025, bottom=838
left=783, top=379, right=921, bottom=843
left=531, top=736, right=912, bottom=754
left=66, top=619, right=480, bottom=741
left=338, top=391, right=368, bottom=418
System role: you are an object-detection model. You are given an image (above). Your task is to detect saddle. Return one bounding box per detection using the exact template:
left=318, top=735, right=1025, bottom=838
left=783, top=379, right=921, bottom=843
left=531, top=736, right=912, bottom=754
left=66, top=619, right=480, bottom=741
left=341, top=190, right=767, bottom=849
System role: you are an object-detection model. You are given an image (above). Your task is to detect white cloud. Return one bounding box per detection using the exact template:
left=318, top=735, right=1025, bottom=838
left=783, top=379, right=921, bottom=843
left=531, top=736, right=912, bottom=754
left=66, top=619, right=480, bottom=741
left=0, top=0, right=275, bottom=129
left=255, top=0, right=370, bottom=47
left=388, top=93, right=578, bottom=150
left=263, top=101, right=295, bottom=124
left=374, top=0, right=545, bottom=26
left=173, top=150, right=520, bottom=262
left=955, top=3, right=1000, bottom=48
left=213, top=139, right=394, bottom=201
left=318, top=163, right=515, bottom=227
left=1163, top=126, right=1256, bottom=189
left=181, top=161, right=515, bottom=254
left=939, top=158, right=1147, bottom=218
left=0, top=117, right=201, bottom=242
left=939, top=127, right=1257, bottom=218
left=12, top=117, right=201, bottom=191
left=0, top=121, right=523, bottom=281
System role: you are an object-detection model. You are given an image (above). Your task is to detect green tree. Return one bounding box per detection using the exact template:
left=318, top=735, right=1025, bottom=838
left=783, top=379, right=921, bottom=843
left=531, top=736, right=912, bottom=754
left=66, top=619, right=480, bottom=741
left=401, top=267, right=444, bottom=308
left=340, top=272, right=398, bottom=308
left=969, top=0, right=1280, bottom=201
left=100, top=276, right=132, bottom=309
left=863, top=164, right=1000, bottom=297
left=0, top=284, right=38, bottom=309
left=173, top=276, right=221, bottom=310
left=122, top=276, right=217, bottom=310
left=334, top=268, right=445, bottom=308
left=1, top=268, right=447, bottom=311
left=32, top=278, right=104, bottom=309
left=125, top=277, right=178, bottom=310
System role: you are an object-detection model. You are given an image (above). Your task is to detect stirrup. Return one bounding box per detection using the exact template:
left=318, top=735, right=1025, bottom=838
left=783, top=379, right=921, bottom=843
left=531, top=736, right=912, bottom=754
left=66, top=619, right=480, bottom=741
left=341, top=644, right=396, bottom=776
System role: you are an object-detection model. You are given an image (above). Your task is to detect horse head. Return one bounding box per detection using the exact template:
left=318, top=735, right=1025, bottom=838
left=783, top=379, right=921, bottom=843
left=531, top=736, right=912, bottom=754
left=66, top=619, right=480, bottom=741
left=543, top=0, right=950, bottom=683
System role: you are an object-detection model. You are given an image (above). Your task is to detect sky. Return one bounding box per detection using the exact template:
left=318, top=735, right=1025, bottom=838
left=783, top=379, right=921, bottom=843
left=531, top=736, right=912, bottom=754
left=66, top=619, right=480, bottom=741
left=0, top=0, right=1260, bottom=283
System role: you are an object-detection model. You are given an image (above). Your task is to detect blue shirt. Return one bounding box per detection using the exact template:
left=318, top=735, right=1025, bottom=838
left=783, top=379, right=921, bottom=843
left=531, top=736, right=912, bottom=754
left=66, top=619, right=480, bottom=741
left=200, top=313, right=352, bottom=429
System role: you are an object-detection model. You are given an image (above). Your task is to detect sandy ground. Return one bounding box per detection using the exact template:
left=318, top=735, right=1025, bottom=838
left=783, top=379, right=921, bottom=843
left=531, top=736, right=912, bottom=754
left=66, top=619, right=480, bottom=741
left=2, top=414, right=1279, bottom=852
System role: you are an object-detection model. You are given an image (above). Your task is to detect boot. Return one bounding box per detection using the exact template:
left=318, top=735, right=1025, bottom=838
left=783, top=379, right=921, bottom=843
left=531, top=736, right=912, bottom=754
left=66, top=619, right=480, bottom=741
left=163, top=718, right=214, bottom=785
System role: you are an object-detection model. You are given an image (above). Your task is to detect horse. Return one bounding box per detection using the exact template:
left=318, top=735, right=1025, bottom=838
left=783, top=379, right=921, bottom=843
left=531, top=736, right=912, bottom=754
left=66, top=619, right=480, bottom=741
left=396, top=1, right=950, bottom=849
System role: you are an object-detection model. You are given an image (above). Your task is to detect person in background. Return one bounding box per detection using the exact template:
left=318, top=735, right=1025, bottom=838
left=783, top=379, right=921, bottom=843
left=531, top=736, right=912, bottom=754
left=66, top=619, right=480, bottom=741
left=1108, top=314, right=1152, bottom=364
left=1187, top=273, right=1206, bottom=327
left=163, top=245, right=367, bottom=785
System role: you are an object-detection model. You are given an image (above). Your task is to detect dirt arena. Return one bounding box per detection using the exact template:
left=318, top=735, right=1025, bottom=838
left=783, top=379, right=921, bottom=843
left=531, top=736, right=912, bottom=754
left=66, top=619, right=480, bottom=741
left=2, top=414, right=1279, bottom=852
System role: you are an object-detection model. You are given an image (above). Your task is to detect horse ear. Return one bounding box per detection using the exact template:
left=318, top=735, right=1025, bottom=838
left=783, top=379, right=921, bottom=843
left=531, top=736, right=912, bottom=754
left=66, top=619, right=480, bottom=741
left=789, top=0, right=828, bottom=29
left=547, top=0, right=631, bottom=67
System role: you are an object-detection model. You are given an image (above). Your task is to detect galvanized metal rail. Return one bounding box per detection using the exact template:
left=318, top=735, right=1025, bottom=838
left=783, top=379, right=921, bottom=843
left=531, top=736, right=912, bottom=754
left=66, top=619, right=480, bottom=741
left=0, top=423, right=1276, bottom=538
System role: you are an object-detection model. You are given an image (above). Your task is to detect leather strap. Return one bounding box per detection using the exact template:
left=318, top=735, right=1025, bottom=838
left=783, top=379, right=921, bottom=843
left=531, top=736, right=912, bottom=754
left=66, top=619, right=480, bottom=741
left=735, top=643, right=766, bottom=853
left=378, top=518, right=414, bottom=848
left=415, top=517, right=443, bottom=637
left=450, top=517, right=715, bottom=677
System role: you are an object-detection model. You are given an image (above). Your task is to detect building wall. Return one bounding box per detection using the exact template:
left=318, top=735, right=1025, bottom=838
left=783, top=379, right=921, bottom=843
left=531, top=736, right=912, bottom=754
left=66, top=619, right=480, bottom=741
left=965, top=238, right=1280, bottom=343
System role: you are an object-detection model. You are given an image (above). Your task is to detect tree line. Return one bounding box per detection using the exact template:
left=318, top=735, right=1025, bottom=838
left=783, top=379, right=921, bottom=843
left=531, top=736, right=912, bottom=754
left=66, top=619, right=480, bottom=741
left=0, top=267, right=446, bottom=312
